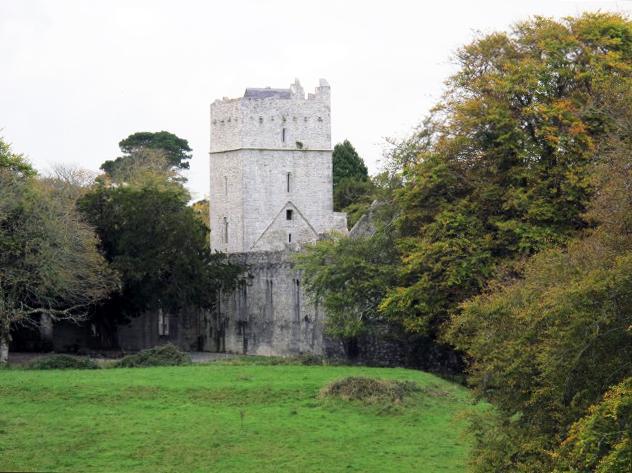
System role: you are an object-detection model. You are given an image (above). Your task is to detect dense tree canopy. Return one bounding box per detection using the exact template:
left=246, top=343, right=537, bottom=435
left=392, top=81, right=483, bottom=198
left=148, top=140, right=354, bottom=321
left=0, top=139, right=117, bottom=363
left=299, top=13, right=632, bottom=469
left=79, top=160, right=240, bottom=342
left=380, top=13, right=632, bottom=334
left=100, top=131, right=192, bottom=178
left=296, top=228, right=399, bottom=339
left=446, top=76, right=632, bottom=473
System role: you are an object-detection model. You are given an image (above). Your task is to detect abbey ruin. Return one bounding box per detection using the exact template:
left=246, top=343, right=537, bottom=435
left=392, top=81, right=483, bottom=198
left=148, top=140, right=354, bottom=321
left=207, top=79, right=347, bottom=356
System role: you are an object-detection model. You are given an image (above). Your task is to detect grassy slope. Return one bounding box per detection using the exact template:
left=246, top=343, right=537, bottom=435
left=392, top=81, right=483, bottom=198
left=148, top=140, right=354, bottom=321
left=0, top=363, right=479, bottom=472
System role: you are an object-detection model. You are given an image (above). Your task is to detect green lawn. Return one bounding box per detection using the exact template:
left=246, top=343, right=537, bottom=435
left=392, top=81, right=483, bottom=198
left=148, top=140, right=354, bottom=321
left=0, top=361, right=479, bottom=472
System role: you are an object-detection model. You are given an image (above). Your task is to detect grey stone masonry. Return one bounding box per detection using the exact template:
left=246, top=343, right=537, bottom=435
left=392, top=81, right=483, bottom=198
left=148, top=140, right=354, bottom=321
left=209, top=251, right=327, bottom=356
left=209, top=78, right=346, bottom=253
left=207, top=79, right=347, bottom=356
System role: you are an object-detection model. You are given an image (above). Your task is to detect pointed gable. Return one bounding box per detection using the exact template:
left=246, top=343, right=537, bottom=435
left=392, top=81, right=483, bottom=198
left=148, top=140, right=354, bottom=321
left=251, top=202, right=318, bottom=251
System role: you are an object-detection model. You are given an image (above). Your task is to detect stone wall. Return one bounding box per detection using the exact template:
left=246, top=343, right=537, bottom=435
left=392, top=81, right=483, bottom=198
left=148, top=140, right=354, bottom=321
left=15, top=308, right=212, bottom=354
left=209, top=250, right=328, bottom=356
left=117, top=307, right=210, bottom=352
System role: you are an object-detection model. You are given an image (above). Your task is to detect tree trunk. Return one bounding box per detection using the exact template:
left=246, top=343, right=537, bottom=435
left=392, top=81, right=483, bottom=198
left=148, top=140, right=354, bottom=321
left=0, top=315, right=10, bottom=365
left=0, top=333, right=8, bottom=365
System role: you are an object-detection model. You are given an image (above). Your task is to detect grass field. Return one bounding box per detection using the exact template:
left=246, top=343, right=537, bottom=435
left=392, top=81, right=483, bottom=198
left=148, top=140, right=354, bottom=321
left=0, top=361, right=479, bottom=472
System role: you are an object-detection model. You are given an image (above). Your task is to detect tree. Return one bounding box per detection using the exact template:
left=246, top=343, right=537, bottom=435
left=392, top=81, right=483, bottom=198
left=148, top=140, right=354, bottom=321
left=554, top=378, right=631, bottom=473
left=296, top=229, right=399, bottom=340
left=334, top=178, right=375, bottom=227
left=100, top=131, right=192, bottom=177
left=381, top=13, right=632, bottom=336
left=191, top=199, right=210, bottom=229
left=332, top=140, right=375, bottom=222
left=445, top=76, right=632, bottom=472
left=332, top=139, right=368, bottom=188
left=0, top=139, right=117, bottom=363
left=78, top=164, right=240, bottom=344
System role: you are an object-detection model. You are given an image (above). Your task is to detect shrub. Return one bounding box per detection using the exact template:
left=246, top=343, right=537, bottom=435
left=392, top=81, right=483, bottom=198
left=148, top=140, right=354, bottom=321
left=114, top=344, right=191, bottom=368
left=291, top=354, right=326, bottom=365
left=320, top=376, right=419, bottom=403
left=28, top=354, right=100, bottom=370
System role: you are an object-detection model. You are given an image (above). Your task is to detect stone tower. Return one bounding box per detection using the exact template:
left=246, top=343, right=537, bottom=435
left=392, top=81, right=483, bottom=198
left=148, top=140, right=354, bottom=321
left=209, top=78, right=347, bottom=253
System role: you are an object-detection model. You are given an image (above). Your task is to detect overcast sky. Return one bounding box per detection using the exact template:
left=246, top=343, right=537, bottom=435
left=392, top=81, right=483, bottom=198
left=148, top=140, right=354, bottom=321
left=1, top=0, right=630, bottom=200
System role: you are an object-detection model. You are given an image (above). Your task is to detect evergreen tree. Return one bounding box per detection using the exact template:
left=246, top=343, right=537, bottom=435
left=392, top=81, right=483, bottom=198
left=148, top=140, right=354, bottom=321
left=332, top=139, right=368, bottom=188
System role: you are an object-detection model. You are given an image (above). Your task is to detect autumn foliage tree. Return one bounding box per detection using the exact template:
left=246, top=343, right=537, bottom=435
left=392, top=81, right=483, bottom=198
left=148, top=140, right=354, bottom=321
left=380, top=13, right=632, bottom=334
left=0, top=139, right=117, bottom=363
left=446, top=76, right=632, bottom=472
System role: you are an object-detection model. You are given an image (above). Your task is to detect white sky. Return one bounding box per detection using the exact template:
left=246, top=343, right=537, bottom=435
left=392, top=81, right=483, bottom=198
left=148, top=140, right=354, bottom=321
left=1, top=0, right=630, bottom=200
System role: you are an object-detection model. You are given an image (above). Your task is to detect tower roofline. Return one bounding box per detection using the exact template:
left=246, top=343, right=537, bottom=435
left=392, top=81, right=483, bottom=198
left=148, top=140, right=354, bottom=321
left=212, top=78, right=329, bottom=104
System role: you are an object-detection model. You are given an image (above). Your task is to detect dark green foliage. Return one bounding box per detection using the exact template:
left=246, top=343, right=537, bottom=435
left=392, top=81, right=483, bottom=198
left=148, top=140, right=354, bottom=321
left=78, top=167, right=240, bottom=346
left=114, top=344, right=191, bottom=368
left=1, top=139, right=117, bottom=363
left=333, top=177, right=375, bottom=226
left=332, top=140, right=368, bottom=188
left=298, top=13, right=632, bottom=470
left=320, top=377, right=420, bottom=403
left=0, top=139, right=35, bottom=177
left=101, top=131, right=192, bottom=176
left=27, top=355, right=100, bottom=370
left=296, top=230, right=399, bottom=338
left=78, top=179, right=240, bottom=325
left=332, top=140, right=374, bottom=218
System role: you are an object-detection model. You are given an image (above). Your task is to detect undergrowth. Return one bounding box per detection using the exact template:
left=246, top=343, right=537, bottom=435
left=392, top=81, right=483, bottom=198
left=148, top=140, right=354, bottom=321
left=113, top=343, right=191, bottom=368
left=320, top=376, right=420, bottom=404
left=27, top=354, right=100, bottom=370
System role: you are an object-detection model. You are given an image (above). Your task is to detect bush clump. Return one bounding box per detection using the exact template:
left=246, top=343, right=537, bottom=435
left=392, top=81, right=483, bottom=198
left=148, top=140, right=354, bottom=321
left=114, top=344, right=191, bottom=368
left=320, top=376, right=420, bottom=403
left=28, top=354, right=100, bottom=370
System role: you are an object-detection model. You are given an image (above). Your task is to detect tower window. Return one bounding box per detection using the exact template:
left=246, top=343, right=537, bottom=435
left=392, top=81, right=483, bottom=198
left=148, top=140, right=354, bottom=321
left=286, top=172, right=291, bottom=192
left=223, top=216, right=228, bottom=244
left=282, top=127, right=286, bottom=143
left=289, top=233, right=292, bottom=243
left=286, top=209, right=293, bottom=220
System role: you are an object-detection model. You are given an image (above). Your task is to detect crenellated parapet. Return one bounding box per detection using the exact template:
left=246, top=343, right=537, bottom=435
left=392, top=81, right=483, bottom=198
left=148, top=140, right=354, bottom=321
left=210, top=79, right=331, bottom=153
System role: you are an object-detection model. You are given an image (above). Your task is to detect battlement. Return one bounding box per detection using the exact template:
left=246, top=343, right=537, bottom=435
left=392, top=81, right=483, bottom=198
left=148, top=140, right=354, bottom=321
left=210, top=79, right=331, bottom=153
left=212, top=78, right=330, bottom=105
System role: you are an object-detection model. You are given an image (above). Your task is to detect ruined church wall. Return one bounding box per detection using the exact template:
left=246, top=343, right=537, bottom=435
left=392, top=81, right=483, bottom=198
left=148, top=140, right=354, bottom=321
left=212, top=251, right=328, bottom=356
